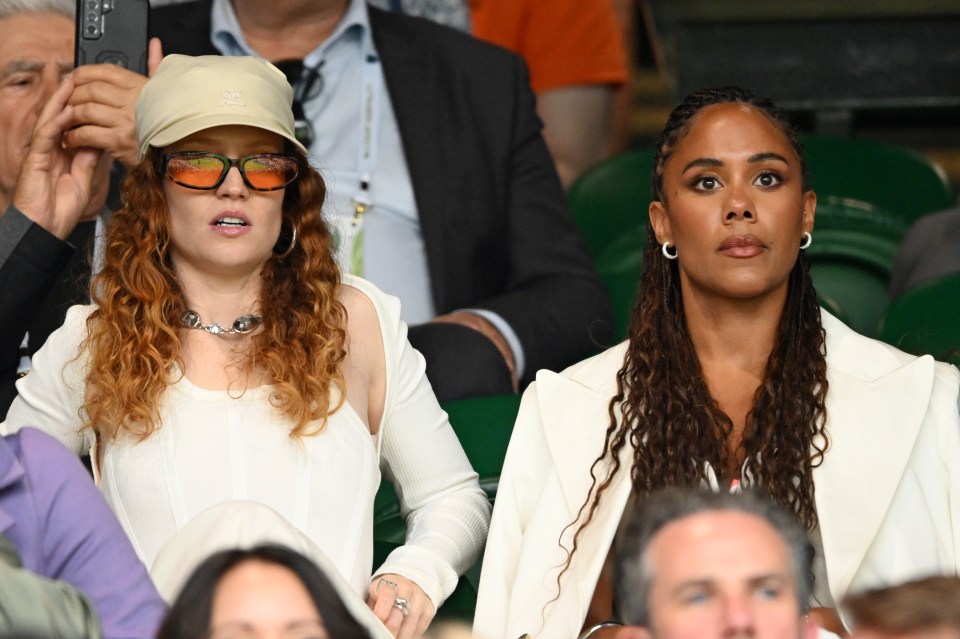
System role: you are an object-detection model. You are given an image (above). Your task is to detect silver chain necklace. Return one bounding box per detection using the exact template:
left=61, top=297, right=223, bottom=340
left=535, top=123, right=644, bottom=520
left=180, top=310, right=262, bottom=336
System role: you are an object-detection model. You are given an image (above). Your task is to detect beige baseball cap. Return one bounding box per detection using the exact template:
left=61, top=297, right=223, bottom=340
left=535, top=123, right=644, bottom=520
left=136, top=54, right=307, bottom=159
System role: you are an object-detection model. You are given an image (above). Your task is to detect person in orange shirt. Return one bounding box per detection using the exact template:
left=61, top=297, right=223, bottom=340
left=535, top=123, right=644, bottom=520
left=469, top=0, right=629, bottom=188
left=369, top=0, right=630, bottom=189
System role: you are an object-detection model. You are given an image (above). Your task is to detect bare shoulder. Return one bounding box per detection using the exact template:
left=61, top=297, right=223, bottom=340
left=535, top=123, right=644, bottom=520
left=336, top=279, right=388, bottom=430
left=337, top=281, right=380, bottom=336
left=336, top=280, right=386, bottom=369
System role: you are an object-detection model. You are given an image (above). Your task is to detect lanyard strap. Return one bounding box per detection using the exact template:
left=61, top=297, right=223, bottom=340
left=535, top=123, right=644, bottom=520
left=352, top=52, right=383, bottom=220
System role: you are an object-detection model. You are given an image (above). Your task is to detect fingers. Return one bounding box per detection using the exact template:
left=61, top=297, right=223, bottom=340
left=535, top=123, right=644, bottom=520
left=368, top=578, right=401, bottom=636
left=71, top=62, right=146, bottom=90
left=62, top=105, right=139, bottom=169
left=64, top=65, right=145, bottom=168
left=367, top=575, right=435, bottom=639
left=147, top=37, right=164, bottom=76
left=70, top=146, right=105, bottom=187
left=30, top=76, right=77, bottom=155
left=13, top=76, right=91, bottom=239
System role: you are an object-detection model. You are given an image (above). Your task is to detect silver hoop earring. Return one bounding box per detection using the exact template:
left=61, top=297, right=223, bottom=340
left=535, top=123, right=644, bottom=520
left=274, top=223, right=298, bottom=258
left=661, top=241, right=678, bottom=260
left=800, top=232, right=812, bottom=250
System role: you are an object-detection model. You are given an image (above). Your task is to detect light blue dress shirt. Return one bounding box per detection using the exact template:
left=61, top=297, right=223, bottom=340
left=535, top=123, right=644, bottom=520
left=209, top=0, right=524, bottom=375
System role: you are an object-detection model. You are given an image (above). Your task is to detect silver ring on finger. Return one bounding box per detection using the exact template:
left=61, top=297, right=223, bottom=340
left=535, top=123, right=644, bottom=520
left=393, top=596, right=410, bottom=617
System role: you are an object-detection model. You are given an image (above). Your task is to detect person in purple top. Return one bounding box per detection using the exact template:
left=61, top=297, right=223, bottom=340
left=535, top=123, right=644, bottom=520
left=0, top=427, right=166, bottom=639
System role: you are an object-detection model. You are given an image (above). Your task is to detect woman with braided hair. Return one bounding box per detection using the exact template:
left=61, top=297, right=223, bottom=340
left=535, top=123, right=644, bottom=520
left=474, top=86, right=960, bottom=639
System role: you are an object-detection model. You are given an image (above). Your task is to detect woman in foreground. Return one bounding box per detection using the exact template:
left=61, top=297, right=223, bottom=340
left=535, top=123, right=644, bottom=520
left=2, top=54, right=489, bottom=639
left=474, top=87, right=960, bottom=639
left=157, top=544, right=374, bottom=639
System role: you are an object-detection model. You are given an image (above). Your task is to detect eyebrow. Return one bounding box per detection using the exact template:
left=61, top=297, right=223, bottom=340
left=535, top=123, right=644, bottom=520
left=208, top=619, right=326, bottom=635
left=0, top=60, right=72, bottom=79
left=748, top=573, right=789, bottom=588
left=671, top=572, right=789, bottom=596
left=681, top=152, right=791, bottom=174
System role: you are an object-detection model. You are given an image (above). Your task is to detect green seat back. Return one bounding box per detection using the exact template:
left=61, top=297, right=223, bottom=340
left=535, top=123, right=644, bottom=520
left=372, top=393, right=521, bottom=621
left=567, top=151, right=653, bottom=259
left=594, top=226, right=646, bottom=342
left=879, top=273, right=960, bottom=365
left=803, top=134, right=955, bottom=226
left=806, top=226, right=899, bottom=338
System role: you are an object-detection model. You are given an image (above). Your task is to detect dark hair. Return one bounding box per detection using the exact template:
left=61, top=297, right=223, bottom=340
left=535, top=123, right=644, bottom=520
left=156, top=544, right=372, bottom=639
left=614, top=488, right=814, bottom=626
left=651, top=86, right=812, bottom=202
left=844, top=576, right=960, bottom=633
left=558, top=86, right=829, bottom=603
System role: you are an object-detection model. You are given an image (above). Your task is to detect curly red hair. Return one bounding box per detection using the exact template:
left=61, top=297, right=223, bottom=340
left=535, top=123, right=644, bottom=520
left=82, top=146, right=346, bottom=440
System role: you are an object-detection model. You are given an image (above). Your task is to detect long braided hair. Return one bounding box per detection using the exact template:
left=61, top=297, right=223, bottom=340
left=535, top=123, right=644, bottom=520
left=563, top=87, right=829, bottom=584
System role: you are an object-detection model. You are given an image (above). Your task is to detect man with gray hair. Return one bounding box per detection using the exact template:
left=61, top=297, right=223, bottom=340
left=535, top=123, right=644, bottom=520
left=0, top=0, right=159, bottom=418
left=606, top=488, right=817, bottom=639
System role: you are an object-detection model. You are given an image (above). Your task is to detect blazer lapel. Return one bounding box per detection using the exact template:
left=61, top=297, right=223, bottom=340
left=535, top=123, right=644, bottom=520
left=536, top=370, right=634, bottom=624
left=814, top=318, right=935, bottom=599
left=369, top=9, right=450, bottom=309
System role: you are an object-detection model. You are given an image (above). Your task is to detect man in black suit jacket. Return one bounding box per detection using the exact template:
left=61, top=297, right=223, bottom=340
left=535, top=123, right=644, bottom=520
left=149, top=0, right=613, bottom=400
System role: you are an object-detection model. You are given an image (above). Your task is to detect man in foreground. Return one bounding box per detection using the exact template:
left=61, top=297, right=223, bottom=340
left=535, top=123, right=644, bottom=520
left=611, top=488, right=817, bottom=639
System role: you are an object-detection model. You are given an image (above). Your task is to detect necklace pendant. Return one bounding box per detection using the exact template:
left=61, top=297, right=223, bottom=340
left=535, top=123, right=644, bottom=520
left=233, top=314, right=261, bottom=333
left=180, top=309, right=262, bottom=337
left=181, top=310, right=202, bottom=329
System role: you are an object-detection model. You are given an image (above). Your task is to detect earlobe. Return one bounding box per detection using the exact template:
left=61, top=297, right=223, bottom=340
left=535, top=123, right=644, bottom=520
left=649, top=200, right=671, bottom=245
left=801, top=190, right=816, bottom=233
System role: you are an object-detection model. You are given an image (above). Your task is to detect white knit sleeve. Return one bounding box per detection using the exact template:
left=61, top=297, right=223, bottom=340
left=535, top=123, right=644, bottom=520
left=0, top=305, right=93, bottom=455
left=355, top=277, right=491, bottom=607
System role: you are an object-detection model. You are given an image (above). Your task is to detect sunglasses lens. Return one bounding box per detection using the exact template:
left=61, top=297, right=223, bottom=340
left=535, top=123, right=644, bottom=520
left=166, top=154, right=225, bottom=188
left=242, top=155, right=300, bottom=190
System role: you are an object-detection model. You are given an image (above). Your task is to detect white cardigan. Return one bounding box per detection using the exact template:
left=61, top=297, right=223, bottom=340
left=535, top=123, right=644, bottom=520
left=474, top=311, right=960, bottom=639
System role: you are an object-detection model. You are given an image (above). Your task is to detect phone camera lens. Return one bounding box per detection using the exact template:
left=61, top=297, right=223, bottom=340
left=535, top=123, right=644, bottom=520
left=86, top=0, right=99, bottom=9
left=84, top=23, right=99, bottom=36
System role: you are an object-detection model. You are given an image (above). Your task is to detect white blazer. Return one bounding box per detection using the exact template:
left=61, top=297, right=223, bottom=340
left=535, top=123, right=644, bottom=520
left=473, top=311, right=960, bottom=639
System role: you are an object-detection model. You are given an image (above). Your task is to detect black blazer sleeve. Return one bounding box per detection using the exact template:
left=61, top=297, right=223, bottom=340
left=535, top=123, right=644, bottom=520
left=373, top=10, right=614, bottom=383
left=0, top=208, right=74, bottom=419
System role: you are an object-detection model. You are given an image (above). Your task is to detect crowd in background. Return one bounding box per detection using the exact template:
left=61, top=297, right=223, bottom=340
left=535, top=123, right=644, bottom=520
left=0, top=0, right=959, bottom=638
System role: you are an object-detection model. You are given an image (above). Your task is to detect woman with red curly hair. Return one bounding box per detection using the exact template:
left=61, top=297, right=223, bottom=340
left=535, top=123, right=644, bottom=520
left=2, top=54, right=489, bottom=639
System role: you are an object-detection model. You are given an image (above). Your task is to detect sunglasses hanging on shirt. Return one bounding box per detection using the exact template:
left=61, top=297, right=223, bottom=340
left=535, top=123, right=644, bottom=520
left=274, top=59, right=325, bottom=150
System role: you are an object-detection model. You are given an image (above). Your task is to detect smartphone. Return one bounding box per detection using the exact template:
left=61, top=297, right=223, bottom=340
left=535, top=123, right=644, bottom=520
left=75, top=0, right=149, bottom=75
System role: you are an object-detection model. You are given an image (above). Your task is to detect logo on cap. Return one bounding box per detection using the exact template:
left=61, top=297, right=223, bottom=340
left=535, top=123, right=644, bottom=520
left=220, top=90, right=246, bottom=107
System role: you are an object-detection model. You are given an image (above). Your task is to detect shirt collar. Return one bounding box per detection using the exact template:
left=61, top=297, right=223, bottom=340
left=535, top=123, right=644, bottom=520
left=210, top=0, right=374, bottom=64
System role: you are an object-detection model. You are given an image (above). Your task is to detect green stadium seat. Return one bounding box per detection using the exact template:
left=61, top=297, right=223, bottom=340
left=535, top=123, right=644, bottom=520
left=372, top=393, right=521, bottom=621
left=802, top=134, right=956, bottom=226
left=879, top=273, right=960, bottom=365
left=567, top=151, right=653, bottom=259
